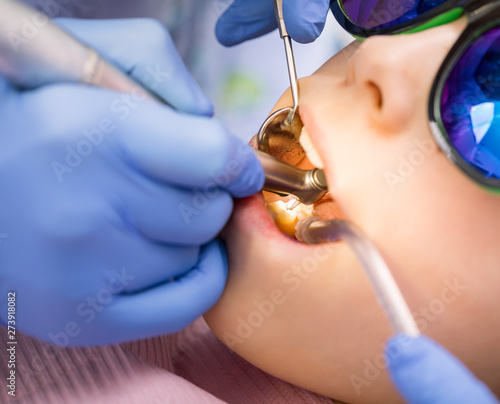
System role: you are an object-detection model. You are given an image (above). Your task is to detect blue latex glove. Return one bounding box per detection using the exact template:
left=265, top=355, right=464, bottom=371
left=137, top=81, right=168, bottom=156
left=216, top=0, right=331, bottom=45
left=386, top=334, right=499, bottom=403
left=0, top=18, right=264, bottom=346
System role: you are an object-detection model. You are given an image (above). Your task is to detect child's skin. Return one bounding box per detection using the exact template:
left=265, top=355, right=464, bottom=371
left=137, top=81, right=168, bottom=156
left=205, top=17, right=500, bottom=404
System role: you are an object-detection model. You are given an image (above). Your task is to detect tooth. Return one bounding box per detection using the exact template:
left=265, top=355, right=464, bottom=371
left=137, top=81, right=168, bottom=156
left=299, top=127, right=324, bottom=169
left=267, top=199, right=313, bottom=238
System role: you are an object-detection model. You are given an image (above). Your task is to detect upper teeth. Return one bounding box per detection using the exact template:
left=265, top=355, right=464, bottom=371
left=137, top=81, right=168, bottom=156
left=299, top=127, right=324, bottom=169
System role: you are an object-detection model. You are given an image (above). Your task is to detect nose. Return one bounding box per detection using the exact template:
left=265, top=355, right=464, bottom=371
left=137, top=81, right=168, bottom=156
left=347, top=23, right=463, bottom=134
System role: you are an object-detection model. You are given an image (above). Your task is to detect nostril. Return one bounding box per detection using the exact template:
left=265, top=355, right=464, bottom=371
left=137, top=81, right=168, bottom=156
left=367, top=81, right=383, bottom=109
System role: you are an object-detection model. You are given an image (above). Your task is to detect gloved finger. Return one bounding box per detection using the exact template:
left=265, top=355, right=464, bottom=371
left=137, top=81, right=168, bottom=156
left=0, top=75, right=12, bottom=103
left=283, top=0, right=330, bottom=43
left=54, top=18, right=213, bottom=116
left=22, top=84, right=264, bottom=197
left=91, top=224, right=200, bottom=294
left=216, top=0, right=277, bottom=46
left=21, top=84, right=264, bottom=199
left=118, top=101, right=265, bottom=198
left=386, top=334, right=499, bottom=404
left=93, top=239, right=227, bottom=344
left=14, top=188, right=202, bottom=295
left=119, top=179, right=233, bottom=245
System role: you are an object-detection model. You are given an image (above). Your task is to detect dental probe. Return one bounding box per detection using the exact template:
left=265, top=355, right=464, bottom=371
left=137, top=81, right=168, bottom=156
left=255, top=150, right=328, bottom=205
left=295, top=217, right=420, bottom=337
left=0, top=0, right=160, bottom=102
left=274, top=0, right=299, bottom=127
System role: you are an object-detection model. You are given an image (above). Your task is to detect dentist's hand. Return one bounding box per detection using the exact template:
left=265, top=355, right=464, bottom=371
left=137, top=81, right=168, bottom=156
left=216, top=0, right=331, bottom=45
left=386, top=334, right=499, bottom=403
left=0, top=18, right=264, bottom=346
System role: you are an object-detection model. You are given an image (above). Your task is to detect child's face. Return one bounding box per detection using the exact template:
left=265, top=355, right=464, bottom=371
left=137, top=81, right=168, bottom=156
left=205, top=18, right=500, bottom=404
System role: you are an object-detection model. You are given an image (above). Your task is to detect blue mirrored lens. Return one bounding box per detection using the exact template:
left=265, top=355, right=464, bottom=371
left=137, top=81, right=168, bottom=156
left=441, top=26, right=500, bottom=180
left=340, top=0, right=448, bottom=30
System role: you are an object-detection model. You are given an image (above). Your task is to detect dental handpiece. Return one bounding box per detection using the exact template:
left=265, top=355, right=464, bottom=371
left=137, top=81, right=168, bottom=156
left=255, top=149, right=328, bottom=205
left=0, top=0, right=160, bottom=102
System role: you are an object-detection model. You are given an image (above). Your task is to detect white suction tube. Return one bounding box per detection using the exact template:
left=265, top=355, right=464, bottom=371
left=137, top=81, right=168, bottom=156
left=296, top=217, right=420, bottom=336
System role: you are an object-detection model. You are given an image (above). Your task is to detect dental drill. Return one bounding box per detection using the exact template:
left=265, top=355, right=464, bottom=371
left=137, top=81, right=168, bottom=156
left=255, top=150, right=328, bottom=205
left=0, top=0, right=159, bottom=100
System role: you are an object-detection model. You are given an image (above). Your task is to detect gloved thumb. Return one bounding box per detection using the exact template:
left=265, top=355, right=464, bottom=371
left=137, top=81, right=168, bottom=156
left=385, top=334, right=499, bottom=404
left=283, top=0, right=330, bottom=43
left=116, top=104, right=265, bottom=198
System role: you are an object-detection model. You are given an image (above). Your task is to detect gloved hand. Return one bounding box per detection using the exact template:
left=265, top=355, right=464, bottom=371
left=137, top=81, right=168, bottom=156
left=0, top=18, right=264, bottom=346
left=216, top=0, right=331, bottom=46
left=386, top=334, right=499, bottom=403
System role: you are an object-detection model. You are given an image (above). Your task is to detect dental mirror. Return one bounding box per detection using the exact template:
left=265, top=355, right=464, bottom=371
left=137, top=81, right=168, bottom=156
left=257, top=107, right=306, bottom=166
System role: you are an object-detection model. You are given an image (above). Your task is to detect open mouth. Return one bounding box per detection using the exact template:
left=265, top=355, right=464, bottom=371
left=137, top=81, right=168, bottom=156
left=235, top=114, right=343, bottom=242
left=261, top=112, right=342, bottom=240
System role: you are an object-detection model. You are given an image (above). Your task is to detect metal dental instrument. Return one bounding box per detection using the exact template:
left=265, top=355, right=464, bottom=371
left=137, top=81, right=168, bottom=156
left=0, top=0, right=161, bottom=102
left=258, top=107, right=305, bottom=166
left=257, top=106, right=328, bottom=205
left=295, top=217, right=420, bottom=337
left=255, top=149, right=328, bottom=205
left=274, top=0, right=299, bottom=128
